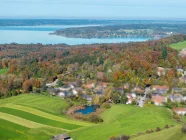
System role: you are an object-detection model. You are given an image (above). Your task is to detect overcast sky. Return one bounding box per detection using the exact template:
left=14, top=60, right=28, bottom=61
left=0, top=0, right=186, bottom=19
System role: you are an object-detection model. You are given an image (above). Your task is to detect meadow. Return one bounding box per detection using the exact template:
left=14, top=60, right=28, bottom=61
left=0, top=94, right=184, bottom=140
left=0, top=94, right=92, bottom=139
left=0, top=68, right=8, bottom=75
left=70, top=105, right=178, bottom=140
left=131, top=126, right=186, bottom=140
left=170, top=41, right=186, bottom=50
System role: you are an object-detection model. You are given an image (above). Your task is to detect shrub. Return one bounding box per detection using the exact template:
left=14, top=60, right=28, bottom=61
left=120, top=135, right=130, bottom=140
left=137, top=132, right=143, bottom=135
left=156, top=127, right=161, bottom=132
left=173, top=112, right=180, bottom=120
left=182, top=124, right=186, bottom=134
left=109, top=135, right=130, bottom=140
left=88, top=114, right=103, bottom=123
left=131, top=100, right=136, bottom=105
left=146, top=129, right=153, bottom=134
left=164, top=125, right=169, bottom=129
left=101, top=103, right=111, bottom=109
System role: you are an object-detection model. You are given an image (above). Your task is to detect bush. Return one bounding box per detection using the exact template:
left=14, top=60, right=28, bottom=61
left=182, top=124, right=186, bottom=134
left=146, top=129, right=153, bottom=134
left=156, top=127, right=161, bottom=132
left=164, top=125, right=169, bottom=129
left=88, top=114, right=103, bottom=123
left=101, top=103, right=111, bottom=109
left=173, top=112, right=180, bottom=121
left=109, top=135, right=130, bottom=140
left=120, top=135, right=130, bottom=140
left=131, top=100, right=136, bottom=105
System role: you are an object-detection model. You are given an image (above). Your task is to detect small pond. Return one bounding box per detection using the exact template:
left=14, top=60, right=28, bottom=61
left=75, top=105, right=99, bottom=115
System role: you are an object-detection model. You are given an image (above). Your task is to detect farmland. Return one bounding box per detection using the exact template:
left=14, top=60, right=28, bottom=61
left=0, top=94, right=93, bottom=139
left=170, top=41, right=186, bottom=50
left=0, top=94, right=184, bottom=140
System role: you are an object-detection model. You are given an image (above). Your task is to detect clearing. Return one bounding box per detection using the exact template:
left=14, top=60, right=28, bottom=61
left=170, top=41, right=186, bottom=50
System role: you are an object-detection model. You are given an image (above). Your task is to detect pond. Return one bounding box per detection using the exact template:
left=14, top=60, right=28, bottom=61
left=75, top=105, right=99, bottom=115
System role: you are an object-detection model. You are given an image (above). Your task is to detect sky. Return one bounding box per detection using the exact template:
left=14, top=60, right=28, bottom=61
left=0, top=0, right=186, bottom=19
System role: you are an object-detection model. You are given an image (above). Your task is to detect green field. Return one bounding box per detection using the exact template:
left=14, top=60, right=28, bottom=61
left=170, top=41, right=186, bottom=50
left=0, top=94, right=92, bottom=140
left=70, top=105, right=179, bottom=140
left=0, top=68, right=8, bottom=75
left=132, top=126, right=186, bottom=140
left=0, top=94, right=184, bottom=140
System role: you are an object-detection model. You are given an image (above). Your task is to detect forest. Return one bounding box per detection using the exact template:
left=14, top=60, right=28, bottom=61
left=52, top=24, right=186, bottom=39
left=0, top=35, right=186, bottom=98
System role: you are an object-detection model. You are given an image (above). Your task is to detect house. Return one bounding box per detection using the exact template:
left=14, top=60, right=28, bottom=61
left=177, top=68, right=184, bottom=76
left=126, top=94, right=133, bottom=104
left=83, top=83, right=95, bottom=89
left=47, top=88, right=58, bottom=96
left=126, top=93, right=136, bottom=104
left=179, top=76, right=186, bottom=84
left=172, top=88, right=184, bottom=94
left=152, top=85, right=169, bottom=95
left=173, top=108, right=186, bottom=115
left=97, top=72, right=105, bottom=79
left=152, top=95, right=167, bottom=106
left=132, top=87, right=144, bottom=94
left=168, top=94, right=183, bottom=102
left=72, top=89, right=78, bottom=96
left=157, top=67, right=166, bottom=76
left=52, top=134, right=73, bottom=140
left=100, top=82, right=108, bottom=88
left=123, top=83, right=130, bottom=89
left=179, top=48, right=186, bottom=57
left=58, top=91, right=72, bottom=98
left=81, top=94, right=93, bottom=103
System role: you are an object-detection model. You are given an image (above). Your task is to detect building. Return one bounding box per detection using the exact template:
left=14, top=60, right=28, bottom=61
left=152, top=85, right=169, bottom=95
left=152, top=95, right=167, bottom=106
left=174, top=108, right=186, bottom=115
left=52, top=134, right=72, bottom=140
left=157, top=67, right=166, bottom=76
left=168, top=94, right=183, bottom=102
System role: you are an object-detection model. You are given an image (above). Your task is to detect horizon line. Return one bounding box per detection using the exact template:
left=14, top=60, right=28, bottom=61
left=0, top=16, right=186, bottom=21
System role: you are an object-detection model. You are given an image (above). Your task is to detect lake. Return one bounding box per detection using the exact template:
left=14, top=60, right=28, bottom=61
left=75, top=105, right=99, bottom=115
left=0, top=25, right=149, bottom=45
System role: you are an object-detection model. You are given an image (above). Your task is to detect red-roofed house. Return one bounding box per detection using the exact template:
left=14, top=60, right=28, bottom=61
left=174, top=108, right=186, bottom=115
left=152, top=85, right=169, bottom=95
left=152, top=95, right=167, bottom=106
left=83, top=83, right=95, bottom=89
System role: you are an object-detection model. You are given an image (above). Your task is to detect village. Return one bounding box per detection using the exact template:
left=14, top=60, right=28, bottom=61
left=45, top=62, right=186, bottom=118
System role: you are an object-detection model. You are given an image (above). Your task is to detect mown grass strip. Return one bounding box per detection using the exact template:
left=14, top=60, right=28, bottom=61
left=0, top=107, right=82, bottom=130
left=0, top=112, right=45, bottom=128
left=0, top=118, right=29, bottom=139
left=4, top=104, right=92, bottom=127
left=0, top=94, right=69, bottom=114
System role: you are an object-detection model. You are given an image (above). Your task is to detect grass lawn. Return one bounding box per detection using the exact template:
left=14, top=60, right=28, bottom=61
left=70, top=105, right=178, bottom=140
left=170, top=41, right=186, bottom=50
left=0, top=94, right=181, bottom=140
left=0, top=107, right=82, bottom=130
left=0, top=94, right=93, bottom=139
left=131, top=126, right=186, bottom=140
left=0, top=118, right=56, bottom=140
left=0, top=94, right=69, bottom=115
left=0, top=68, right=8, bottom=75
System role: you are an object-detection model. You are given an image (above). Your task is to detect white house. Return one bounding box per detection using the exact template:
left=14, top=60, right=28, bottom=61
left=174, top=108, right=186, bottom=115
